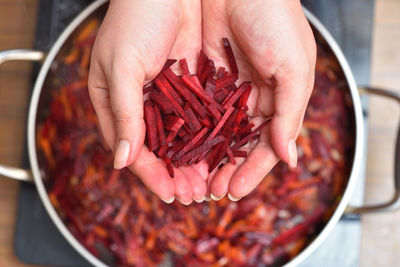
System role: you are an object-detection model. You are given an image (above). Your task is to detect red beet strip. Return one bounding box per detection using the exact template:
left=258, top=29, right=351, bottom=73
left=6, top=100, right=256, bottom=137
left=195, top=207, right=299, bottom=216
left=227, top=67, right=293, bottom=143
left=184, top=104, right=202, bottom=132
left=163, top=157, right=175, bottom=178
left=150, top=90, right=174, bottom=114
left=216, top=67, right=225, bottom=79
left=222, top=38, right=239, bottom=78
left=205, top=77, right=216, bottom=97
left=144, top=100, right=159, bottom=152
left=231, top=119, right=271, bottom=150
left=208, top=140, right=230, bottom=173
left=226, top=146, right=236, bottom=165
left=143, top=84, right=154, bottom=95
left=154, top=105, right=166, bottom=147
left=214, top=89, right=229, bottom=103
left=223, top=81, right=252, bottom=109
left=179, top=58, right=190, bottom=76
left=181, top=75, right=225, bottom=113
left=199, top=59, right=215, bottom=84
left=174, top=127, right=209, bottom=160
left=163, top=115, right=182, bottom=131
left=163, top=68, right=207, bottom=118
left=215, top=74, right=237, bottom=90
left=208, top=107, right=235, bottom=140
left=196, top=50, right=208, bottom=76
left=232, top=150, right=247, bottom=157
left=206, top=104, right=222, bottom=121
left=154, top=75, right=194, bottom=132
left=162, top=59, right=177, bottom=71
left=237, top=122, right=255, bottom=135
left=179, top=135, right=225, bottom=163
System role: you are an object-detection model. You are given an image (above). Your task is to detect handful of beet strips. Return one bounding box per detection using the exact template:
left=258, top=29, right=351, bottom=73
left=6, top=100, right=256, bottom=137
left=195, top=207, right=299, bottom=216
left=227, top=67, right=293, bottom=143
left=143, top=38, right=269, bottom=177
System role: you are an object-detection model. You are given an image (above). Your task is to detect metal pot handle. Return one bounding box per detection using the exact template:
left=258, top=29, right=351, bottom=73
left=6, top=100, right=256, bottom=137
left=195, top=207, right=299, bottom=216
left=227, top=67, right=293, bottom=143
left=345, top=86, right=400, bottom=214
left=0, top=49, right=45, bottom=183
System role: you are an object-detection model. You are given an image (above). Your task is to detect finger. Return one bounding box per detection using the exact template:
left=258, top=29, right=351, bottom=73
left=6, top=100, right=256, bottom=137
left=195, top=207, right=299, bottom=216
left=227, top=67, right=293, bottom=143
left=88, top=61, right=116, bottom=149
left=174, top=169, right=194, bottom=205
left=179, top=166, right=207, bottom=203
left=228, top=125, right=279, bottom=200
left=269, top=63, right=310, bottom=169
left=108, top=60, right=146, bottom=170
left=210, top=162, right=237, bottom=201
left=128, top=146, right=175, bottom=203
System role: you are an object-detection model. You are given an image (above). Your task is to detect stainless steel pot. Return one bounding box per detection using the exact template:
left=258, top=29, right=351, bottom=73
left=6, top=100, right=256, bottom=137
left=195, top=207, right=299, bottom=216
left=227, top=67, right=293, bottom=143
left=1, top=1, right=400, bottom=266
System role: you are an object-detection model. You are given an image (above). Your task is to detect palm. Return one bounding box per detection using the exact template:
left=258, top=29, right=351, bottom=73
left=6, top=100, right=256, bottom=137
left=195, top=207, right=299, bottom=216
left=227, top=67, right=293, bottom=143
left=200, top=0, right=313, bottom=199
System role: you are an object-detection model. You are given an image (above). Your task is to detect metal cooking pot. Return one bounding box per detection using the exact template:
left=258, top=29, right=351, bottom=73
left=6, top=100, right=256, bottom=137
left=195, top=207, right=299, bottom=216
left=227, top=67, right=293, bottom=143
left=1, top=0, right=400, bottom=266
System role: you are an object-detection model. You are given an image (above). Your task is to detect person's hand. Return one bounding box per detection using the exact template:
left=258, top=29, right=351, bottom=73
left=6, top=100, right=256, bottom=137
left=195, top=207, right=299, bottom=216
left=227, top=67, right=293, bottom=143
left=89, top=0, right=206, bottom=204
left=202, top=0, right=316, bottom=201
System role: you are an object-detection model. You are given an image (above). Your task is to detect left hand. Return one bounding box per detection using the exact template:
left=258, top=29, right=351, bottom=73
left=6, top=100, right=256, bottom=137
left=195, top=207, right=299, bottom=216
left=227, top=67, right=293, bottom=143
left=201, top=0, right=317, bottom=201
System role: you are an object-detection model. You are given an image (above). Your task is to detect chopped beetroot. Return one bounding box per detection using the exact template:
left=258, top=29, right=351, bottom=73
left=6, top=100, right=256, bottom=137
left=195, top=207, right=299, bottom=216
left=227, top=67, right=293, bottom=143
left=214, top=89, right=229, bottom=103
left=231, top=119, right=271, bottom=150
left=154, top=75, right=193, bottom=131
left=232, top=150, right=247, bottom=157
left=154, top=105, right=166, bottom=147
left=216, top=74, right=237, bottom=90
left=184, top=104, right=202, bottom=132
left=179, top=136, right=225, bottom=163
left=144, top=100, right=159, bottom=152
left=163, top=68, right=207, bottom=118
left=216, top=67, right=226, bottom=79
left=164, top=115, right=182, bottom=131
left=142, top=38, right=267, bottom=175
left=226, top=146, right=236, bottom=165
left=181, top=75, right=225, bottom=113
left=196, top=50, right=209, bottom=76
left=205, top=77, right=216, bottom=97
left=162, top=59, right=177, bottom=71
left=199, top=59, right=216, bottom=84
left=223, top=82, right=252, bottom=109
left=175, top=127, right=209, bottom=160
left=163, top=157, right=174, bottom=178
left=222, top=38, right=239, bottom=78
left=206, top=104, right=222, bottom=121
left=179, top=59, right=190, bottom=76
left=208, top=107, right=235, bottom=140
left=143, top=84, right=155, bottom=95
left=150, top=90, right=174, bottom=114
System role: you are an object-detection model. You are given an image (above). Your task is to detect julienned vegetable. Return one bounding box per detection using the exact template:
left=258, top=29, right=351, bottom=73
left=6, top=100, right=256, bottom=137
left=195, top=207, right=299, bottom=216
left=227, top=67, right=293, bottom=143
left=143, top=38, right=268, bottom=177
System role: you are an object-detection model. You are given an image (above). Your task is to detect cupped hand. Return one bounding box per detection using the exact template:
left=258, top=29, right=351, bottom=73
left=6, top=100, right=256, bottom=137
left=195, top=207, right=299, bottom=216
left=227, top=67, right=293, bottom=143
left=89, top=0, right=206, bottom=204
left=202, top=0, right=316, bottom=201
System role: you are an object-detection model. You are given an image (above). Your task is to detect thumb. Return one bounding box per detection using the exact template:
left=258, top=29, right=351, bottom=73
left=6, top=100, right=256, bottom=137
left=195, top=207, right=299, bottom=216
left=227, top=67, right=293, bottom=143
left=270, top=68, right=312, bottom=168
left=108, top=60, right=146, bottom=169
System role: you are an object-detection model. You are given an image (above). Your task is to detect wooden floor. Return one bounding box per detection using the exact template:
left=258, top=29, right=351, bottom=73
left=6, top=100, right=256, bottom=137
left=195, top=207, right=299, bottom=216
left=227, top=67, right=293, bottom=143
left=0, top=0, right=399, bottom=266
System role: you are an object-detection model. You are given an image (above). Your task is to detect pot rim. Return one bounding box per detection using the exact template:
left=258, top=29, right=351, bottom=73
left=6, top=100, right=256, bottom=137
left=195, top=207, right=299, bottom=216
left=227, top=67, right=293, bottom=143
left=285, top=8, right=364, bottom=267
left=26, top=1, right=364, bottom=267
left=28, top=1, right=109, bottom=266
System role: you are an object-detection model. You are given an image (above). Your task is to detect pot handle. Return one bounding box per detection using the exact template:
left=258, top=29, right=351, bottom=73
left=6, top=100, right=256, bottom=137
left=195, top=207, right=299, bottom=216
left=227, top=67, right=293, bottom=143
left=0, top=49, right=45, bottom=183
left=345, top=86, right=400, bottom=214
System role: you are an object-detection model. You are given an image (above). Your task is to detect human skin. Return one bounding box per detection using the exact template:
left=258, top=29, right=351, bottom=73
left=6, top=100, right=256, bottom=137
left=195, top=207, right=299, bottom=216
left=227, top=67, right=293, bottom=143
left=88, top=0, right=205, bottom=204
left=88, top=0, right=316, bottom=203
left=202, top=0, right=316, bottom=201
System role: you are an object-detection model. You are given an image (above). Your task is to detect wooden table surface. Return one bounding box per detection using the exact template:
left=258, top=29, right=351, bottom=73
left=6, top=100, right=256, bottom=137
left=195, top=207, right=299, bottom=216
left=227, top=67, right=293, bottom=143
left=0, top=0, right=399, bottom=266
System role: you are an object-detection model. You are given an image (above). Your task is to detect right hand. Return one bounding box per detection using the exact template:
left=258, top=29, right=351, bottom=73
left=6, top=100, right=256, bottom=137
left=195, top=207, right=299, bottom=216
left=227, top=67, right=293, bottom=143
left=88, top=0, right=206, bottom=204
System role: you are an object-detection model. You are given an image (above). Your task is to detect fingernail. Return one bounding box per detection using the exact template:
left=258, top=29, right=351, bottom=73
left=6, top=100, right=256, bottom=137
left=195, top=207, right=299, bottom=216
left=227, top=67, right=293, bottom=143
left=288, top=139, right=298, bottom=169
left=210, top=193, right=225, bottom=201
left=204, top=196, right=211, bottom=202
left=177, top=198, right=192, bottom=206
left=161, top=197, right=175, bottom=204
left=194, top=196, right=205, bottom=203
left=228, top=193, right=241, bottom=202
left=114, top=139, right=130, bottom=169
